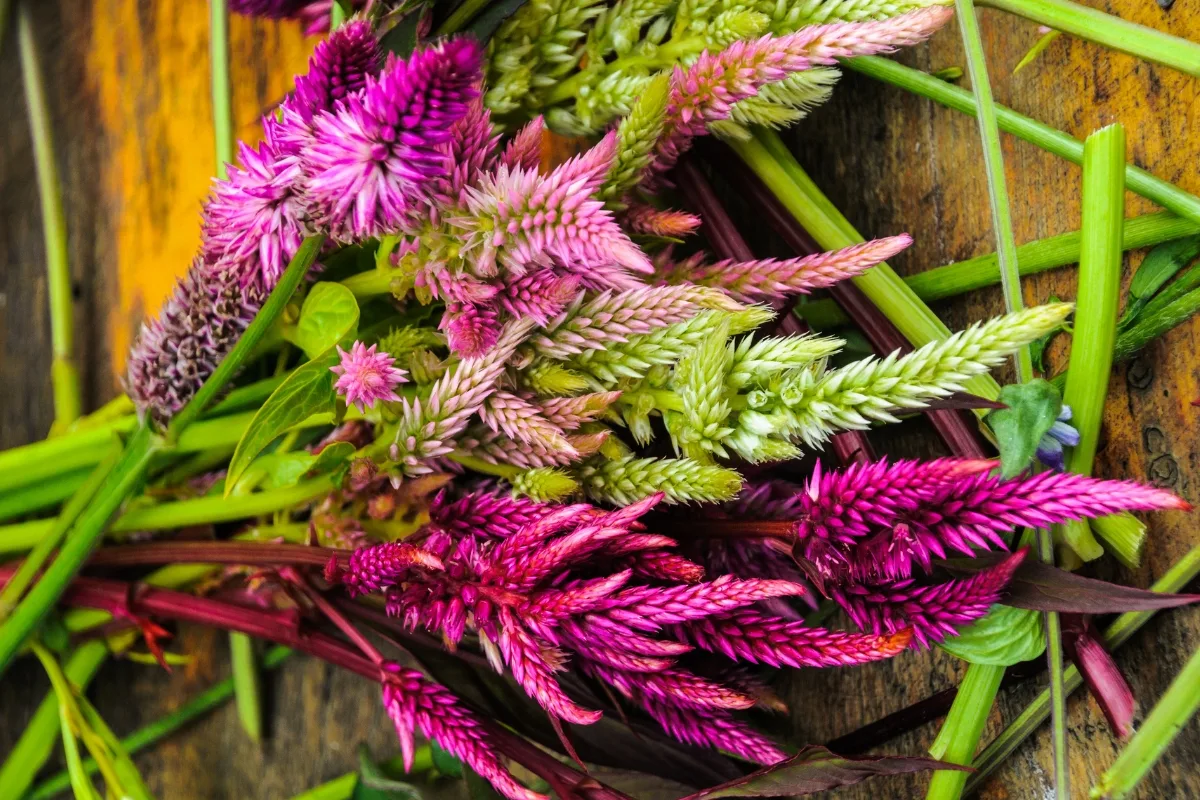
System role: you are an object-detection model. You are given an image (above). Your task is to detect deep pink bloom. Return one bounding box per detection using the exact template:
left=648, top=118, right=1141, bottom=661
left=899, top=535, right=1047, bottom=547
left=325, top=541, right=442, bottom=597
left=624, top=204, right=702, bottom=237
left=202, top=130, right=307, bottom=288
left=833, top=549, right=1029, bottom=647
left=442, top=303, right=501, bottom=358
left=679, top=610, right=913, bottom=668
left=381, top=663, right=545, bottom=800
left=428, top=490, right=559, bottom=539
left=331, top=341, right=408, bottom=412
left=646, top=701, right=788, bottom=765
left=304, top=39, right=483, bottom=239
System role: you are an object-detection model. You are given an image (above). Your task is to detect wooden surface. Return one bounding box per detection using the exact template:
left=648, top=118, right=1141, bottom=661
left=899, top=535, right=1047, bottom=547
left=3, top=1, right=1200, bottom=797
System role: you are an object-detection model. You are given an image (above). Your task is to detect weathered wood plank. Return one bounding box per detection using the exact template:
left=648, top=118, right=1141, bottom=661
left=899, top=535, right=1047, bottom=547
left=2, top=1, right=1200, bottom=797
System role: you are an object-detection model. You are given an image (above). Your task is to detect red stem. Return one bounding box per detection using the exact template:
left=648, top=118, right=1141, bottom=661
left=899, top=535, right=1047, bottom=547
left=704, top=143, right=990, bottom=460
left=675, top=159, right=876, bottom=465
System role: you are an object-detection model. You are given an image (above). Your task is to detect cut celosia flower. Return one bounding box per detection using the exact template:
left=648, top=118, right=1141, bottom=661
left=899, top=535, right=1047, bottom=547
left=304, top=39, right=484, bottom=239
left=331, top=342, right=408, bottom=412
left=328, top=493, right=905, bottom=763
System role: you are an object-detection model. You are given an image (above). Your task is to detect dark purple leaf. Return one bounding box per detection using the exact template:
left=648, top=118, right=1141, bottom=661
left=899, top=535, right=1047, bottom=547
left=942, top=555, right=1200, bottom=613
left=1064, top=618, right=1137, bottom=738
left=923, top=392, right=1008, bottom=412
left=677, top=746, right=968, bottom=799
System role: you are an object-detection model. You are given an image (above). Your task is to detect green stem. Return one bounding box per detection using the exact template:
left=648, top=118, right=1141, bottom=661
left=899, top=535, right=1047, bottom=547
left=230, top=631, right=263, bottom=742
left=0, top=641, right=108, bottom=800
left=1039, top=528, right=1070, bottom=797
left=436, top=0, right=492, bottom=34
left=978, top=0, right=1200, bottom=79
left=448, top=451, right=521, bottom=480
left=954, top=0, right=1029, bottom=381
left=925, top=663, right=1005, bottom=799
left=0, top=447, right=119, bottom=619
left=967, top=545, right=1200, bottom=794
left=209, top=0, right=233, bottom=178
left=730, top=130, right=1002, bottom=401
left=18, top=0, right=81, bottom=429
left=801, top=212, right=1197, bottom=329
left=1091, top=644, right=1200, bottom=798
left=28, top=647, right=292, bottom=800
left=843, top=56, right=1200, bottom=227
left=0, top=465, right=90, bottom=522
left=1061, top=125, right=1126, bottom=562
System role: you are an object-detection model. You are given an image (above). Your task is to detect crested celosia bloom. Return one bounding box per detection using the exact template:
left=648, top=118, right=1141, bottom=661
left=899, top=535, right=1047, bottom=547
left=331, top=342, right=409, bottom=412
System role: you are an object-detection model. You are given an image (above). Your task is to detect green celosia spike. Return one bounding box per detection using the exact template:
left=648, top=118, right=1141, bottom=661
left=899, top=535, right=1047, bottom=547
left=573, top=308, right=775, bottom=386
left=588, top=0, right=674, bottom=58
left=602, top=72, right=671, bottom=204
left=511, top=467, right=581, bottom=502
left=574, top=71, right=655, bottom=136
left=775, top=303, right=1073, bottom=446
left=707, top=9, right=771, bottom=47
left=727, top=333, right=844, bottom=388
left=378, top=326, right=445, bottom=357
left=671, top=318, right=735, bottom=462
left=522, top=361, right=592, bottom=396
left=712, top=67, right=841, bottom=140
left=761, top=0, right=951, bottom=32
left=579, top=456, right=743, bottom=505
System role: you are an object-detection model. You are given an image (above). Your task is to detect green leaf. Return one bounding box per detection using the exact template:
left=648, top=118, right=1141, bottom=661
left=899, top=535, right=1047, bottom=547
left=380, top=11, right=424, bottom=58
left=1119, top=235, right=1200, bottom=329
left=226, top=352, right=339, bottom=494
left=466, top=0, right=530, bottom=41
left=232, top=441, right=355, bottom=494
left=75, top=693, right=156, bottom=800
left=287, top=282, right=360, bottom=360
left=353, top=745, right=423, bottom=800
left=430, top=743, right=464, bottom=779
left=986, top=379, right=1063, bottom=478
left=940, top=604, right=1046, bottom=666
left=1012, top=30, right=1061, bottom=76
left=465, top=769, right=505, bottom=800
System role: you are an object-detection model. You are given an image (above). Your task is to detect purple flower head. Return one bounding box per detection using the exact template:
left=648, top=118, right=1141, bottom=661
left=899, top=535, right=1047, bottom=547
left=230, top=0, right=367, bottom=35
left=1035, top=404, right=1081, bottom=470
left=331, top=341, right=408, bottom=412
left=202, top=131, right=307, bottom=288
left=442, top=303, right=500, bottom=357
left=304, top=38, right=483, bottom=239
left=292, top=19, right=381, bottom=118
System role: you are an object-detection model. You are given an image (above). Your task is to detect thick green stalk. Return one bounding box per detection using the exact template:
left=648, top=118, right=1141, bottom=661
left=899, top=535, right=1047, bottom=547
left=801, top=212, right=1200, bottom=329
left=925, top=664, right=1005, bottom=799
left=0, top=424, right=159, bottom=677
left=0, top=641, right=108, bottom=800
left=18, top=1, right=81, bottom=429
left=437, top=0, right=493, bottom=34
left=1091, top=645, right=1200, bottom=798
left=955, top=0, right=1029, bottom=381
left=209, top=0, right=233, bottom=176
left=0, top=466, right=90, bottom=521
left=209, top=0, right=260, bottom=742
left=843, top=56, right=1200, bottom=228
left=27, top=647, right=292, bottom=799
left=967, top=545, right=1200, bottom=794
left=730, top=130, right=1002, bottom=403
left=0, top=447, right=119, bottom=619
left=0, top=238, right=323, bottom=677
left=978, top=0, right=1200, bottom=79
left=1061, top=125, right=1126, bottom=562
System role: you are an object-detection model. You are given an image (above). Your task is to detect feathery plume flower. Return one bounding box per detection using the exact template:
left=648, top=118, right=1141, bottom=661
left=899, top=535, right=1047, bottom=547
left=647, top=701, right=788, bottom=765
left=428, top=490, right=558, bottom=539
left=331, top=342, right=409, bottom=412
left=325, top=541, right=443, bottom=596
left=624, top=204, right=703, bottom=237
left=648, top=7, right=953, bottom=182
left=579, top=456, right=744, bottom=505
left=304, top=39, right=484, bottom=239
left=679, top=610, right=913, bottom=668
left=663, top=234, right=913, bottom=305
left=381, top=664, right=545, bottom=800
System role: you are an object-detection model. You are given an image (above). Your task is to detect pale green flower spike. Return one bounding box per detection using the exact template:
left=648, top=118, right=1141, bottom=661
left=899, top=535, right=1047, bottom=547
left=727, top=332, right=844, bottom=388
left=670, top=317, right=735, bottom=462
left=602, top=72, right=671, bottom=205
left=578, top=456, right=744, bottom=505
left=485, top=0, right=951, bottom=134
left=522, top=361, right=593, bottom=396
left=511, top=467, right=581, bottom=501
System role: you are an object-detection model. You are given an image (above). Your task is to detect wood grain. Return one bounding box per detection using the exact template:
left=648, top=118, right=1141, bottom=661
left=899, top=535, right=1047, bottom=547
left=2, top=0, right=1200, bottom=797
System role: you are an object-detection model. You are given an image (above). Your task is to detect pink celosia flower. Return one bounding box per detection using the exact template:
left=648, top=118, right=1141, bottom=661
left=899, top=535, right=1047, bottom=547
left=648, top=7, right=953, bottom=183
left=304, top=39, right=483, bottom=239
left=331, top=341, right=408, bottom=412
left=624, top=204, right=702, bottom=237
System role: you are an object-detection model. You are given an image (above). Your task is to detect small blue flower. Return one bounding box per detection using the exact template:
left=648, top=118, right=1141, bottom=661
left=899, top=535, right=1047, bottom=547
left=1036, top=404, right=1081, bottom=470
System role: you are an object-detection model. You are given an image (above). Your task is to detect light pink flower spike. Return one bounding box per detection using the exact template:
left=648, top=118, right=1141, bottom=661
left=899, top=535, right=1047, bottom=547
left=331, top=341, right=408, bottom=412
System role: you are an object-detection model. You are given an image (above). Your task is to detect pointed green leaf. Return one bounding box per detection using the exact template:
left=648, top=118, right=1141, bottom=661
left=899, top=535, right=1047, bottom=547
left=353, top=745, right=423, bottom=800
left=226, top=352, right=339, bottom=493
left=1119, top=235, right=1200, bottom=329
